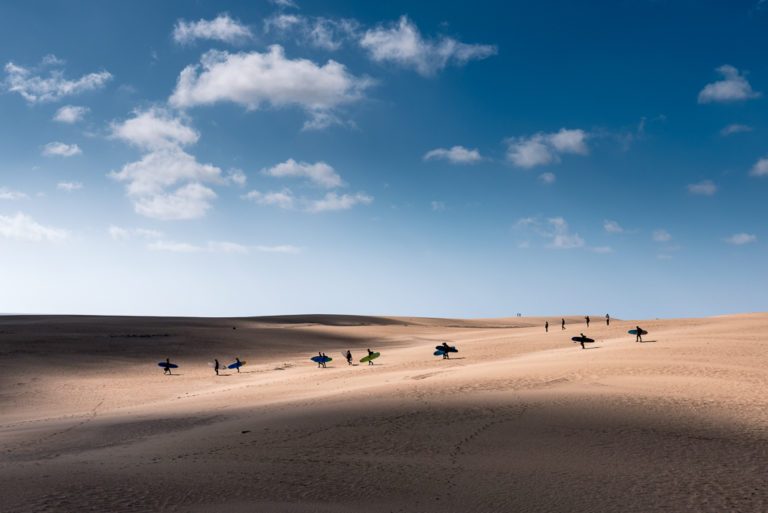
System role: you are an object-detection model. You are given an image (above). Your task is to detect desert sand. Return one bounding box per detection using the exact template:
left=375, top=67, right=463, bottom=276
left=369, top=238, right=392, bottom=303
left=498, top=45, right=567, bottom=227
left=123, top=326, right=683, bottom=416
left=1, top=313, right=767, bottom=512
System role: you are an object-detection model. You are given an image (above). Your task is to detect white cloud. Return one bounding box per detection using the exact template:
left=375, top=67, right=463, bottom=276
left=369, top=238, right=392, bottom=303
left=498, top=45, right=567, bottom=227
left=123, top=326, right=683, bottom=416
left=132, top=183, right=217, bottom=220
left=169, top=46, right=371, bottom=130
left=652, top=229, right=672, bottom=242
left=148, top=240, right=203, bottom=253
left=242, top=189, right=296, bottom=209
left=604, top=220, right=623, bottom=233
left=723, top=233, right=756, bottom=245
left=57, top=181, right=83, bottom=192
left=423, top=145, right=482, bottom=164
left=749, top=157, right=768, bottom=176
left=265, top=15, right=359, bottom=51
left=110, top=108, right=199, bottom=151
left=592, top=246, right=614, bottom=253
left=4, top=58, right=111, bottom=103
left=698, top=65, right=761, bottom=104
left=262, top=158, right=343, bottom=188
left=720, top=123, right=753, bottom=136
left=360, top=16, right=496, bottom=76
left=254, top=244, right=301, bottom=253
left=110, top=147, right=222, bottom=197
left=0, top=187, right=28, bottom=200
left=109, top=225, right=164, bottom=241
left=506, top=128, right=588, bottom=168
left=227, top=168, right=247, bottom=186
left=306, top=192, right=372, bottom=213
left=53, top=105, right=89, bottom=123
left=547, top=217, right=585, bottom=249
left=173, top=13, right=253, bottom=45
left=431, top=201, right=445, bottom=211
left=207, top=241, right=249, bottom=254
left=0, top=212, right=68, bottom=242
left=43, top=142, right=81, bottom=157
left=687, top=179, right=717, bottom=195
left=538, top=172, right=556, bottom=184
left=270, top=0, right=298, bottom=7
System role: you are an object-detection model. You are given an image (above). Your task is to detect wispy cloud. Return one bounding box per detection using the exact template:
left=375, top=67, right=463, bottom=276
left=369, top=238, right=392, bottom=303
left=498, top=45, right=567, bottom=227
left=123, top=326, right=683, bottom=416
left=0, top=212, right=68, bottom=242
left=264, top=14, right=359, bottom=51
left=698, top=65, right=761, bottom=104
left=720, top=123, right=753, bottom=136
left=723, top=233, right=756, bottom=245
left=4, top=56, right=111, bottom=103
left=173, top=13, right=254, bottom=45
left=242, top=189, right=296, bottom=209
left=423, top=146, right=482, bottom=164
left=360, top=16, right=496, bottom=76
left=0, top=187, right=28, bottom=200
left=538, top=172, right=555, bottom=184
left=652, top=229, right=672, bottom=242
left=604, top=220, right=623, bottom=233
left=514, top=216, right=585, bottom=249
left=43, top=142, right=81, bottom=157
left=306, top=192, right=372, bottom=213
left=506, top=128, right=588, bottom=168
left=57, top=181, right=83, bottom=192
left=687, top=179, right=717, bottom=195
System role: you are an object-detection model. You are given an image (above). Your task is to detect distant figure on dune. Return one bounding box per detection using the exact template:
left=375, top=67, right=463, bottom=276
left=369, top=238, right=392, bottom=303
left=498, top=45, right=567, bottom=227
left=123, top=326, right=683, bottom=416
left=345, top=350, right=353, bottom=365
left=635, top=326, right=643, bottom=343
left=545, top=321, right=548, bottom=333
left=561, top=318, right=566, bottom=330
left=441, top=342, right=451, bottom=359
left=606, top=314, right=610, bottom=326
left=163, top=358, right=172, bottom=375
left=234, top=357, right=242, bottom=373
left=214, top=359, right=220, bottom=376
left=366, top=348, right=375, bottom=365
left=585, top=315, right=590, bottom=327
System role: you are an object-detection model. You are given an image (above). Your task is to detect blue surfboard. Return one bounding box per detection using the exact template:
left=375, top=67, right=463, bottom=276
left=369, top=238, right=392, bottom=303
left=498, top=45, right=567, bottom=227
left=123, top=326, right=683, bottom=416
left=157, top=362, right=178, bottom=368
left=434, top=350, right=446, bottom=356
left=311, top=356, right=332, bottom=363
left=435, top=345, right=458, bottom=353
left=227, top=361, right=245, bottom=369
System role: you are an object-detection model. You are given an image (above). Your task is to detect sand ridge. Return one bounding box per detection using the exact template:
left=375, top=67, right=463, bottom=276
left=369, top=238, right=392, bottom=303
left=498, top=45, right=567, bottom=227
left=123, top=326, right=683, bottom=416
left=1, top=313, right=767, bottom=512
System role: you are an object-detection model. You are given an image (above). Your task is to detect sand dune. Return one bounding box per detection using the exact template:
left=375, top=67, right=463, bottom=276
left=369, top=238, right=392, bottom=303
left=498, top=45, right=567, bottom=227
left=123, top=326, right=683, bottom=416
left=1, top=313, right=767, bottom=512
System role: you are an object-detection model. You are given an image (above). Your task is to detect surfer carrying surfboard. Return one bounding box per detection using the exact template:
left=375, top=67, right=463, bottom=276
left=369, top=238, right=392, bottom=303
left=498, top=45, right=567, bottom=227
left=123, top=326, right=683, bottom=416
left=635, top=326, right=643, bottom=343
left=441, top=342, right=451, bottom=359
left=579, top=333, right=587, bottom=349
left=366, top=348, right=375, bottom=365
left=163, top=358, right=172, bottom=375
left=234, top=357, right=242, bottom=373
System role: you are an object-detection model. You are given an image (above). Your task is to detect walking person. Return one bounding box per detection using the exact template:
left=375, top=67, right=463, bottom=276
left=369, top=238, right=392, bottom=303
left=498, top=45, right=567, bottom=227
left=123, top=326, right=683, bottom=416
left=585, top=315, right=590, bottom=328
left=366, top=348, right=375, bottom=365
left=345, top=350, right=352, bottom=365
left=561, top=318, right=566, bottom=330
left=635, top=326, right=643, bottom=343
left=214, top=358, right=220, bottom=376
left=545, top=321, right=548, bottom=333
left=579, top=333, right=587, bottom=350
left=321, top=353, right=328, bottom=368
left=163, top=358, right=172, bottom=375
left=234, top=357, right=242, bottom=373
left=441, top=342, right=451, bottom=359
left=606, top=314, right=610, bottom=326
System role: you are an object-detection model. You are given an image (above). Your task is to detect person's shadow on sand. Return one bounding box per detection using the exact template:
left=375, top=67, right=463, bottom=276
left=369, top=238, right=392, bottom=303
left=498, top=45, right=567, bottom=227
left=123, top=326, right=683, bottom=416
left=583, top=346, right=601, bottom=350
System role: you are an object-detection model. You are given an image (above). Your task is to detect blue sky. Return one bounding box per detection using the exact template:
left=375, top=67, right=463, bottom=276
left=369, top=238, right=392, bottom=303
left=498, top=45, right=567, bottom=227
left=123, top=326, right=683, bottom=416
left=0, top=0, right=766, bottom=318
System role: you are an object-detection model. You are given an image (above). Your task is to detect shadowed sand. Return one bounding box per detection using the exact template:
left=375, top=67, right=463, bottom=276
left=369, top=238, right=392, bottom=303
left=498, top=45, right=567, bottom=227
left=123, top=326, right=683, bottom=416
left=1, top=313, right=767, bottom=512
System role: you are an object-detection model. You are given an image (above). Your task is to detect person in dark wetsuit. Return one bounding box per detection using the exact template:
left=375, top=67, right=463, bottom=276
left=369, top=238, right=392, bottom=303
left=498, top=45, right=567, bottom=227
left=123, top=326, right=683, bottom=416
left=163, top=358, right=172, bottom=375
left=366, top=348, right=375, bottom=365
left=561, top=318, right=566, bottom=330
left=214, top=359, right=220, bottom=376
left=578, top=333, right=587, bottom=349
left=234, top=357, right=242, bottom=373
left=585, top=315, right=590, bottom=327
left=441, top=342, right=451, bottom=359
left=545, top=321, right=548, bottom=333
left=345, top=350, right=353, bottom=365
left=606, top=314, right=610, bottom=326
left=635, top=326, right=643, bottom=343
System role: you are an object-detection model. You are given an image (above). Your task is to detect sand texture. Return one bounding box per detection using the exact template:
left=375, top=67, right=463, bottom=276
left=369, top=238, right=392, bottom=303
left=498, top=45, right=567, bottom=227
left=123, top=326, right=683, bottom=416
left=1, top=313, right=767, bottom=512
